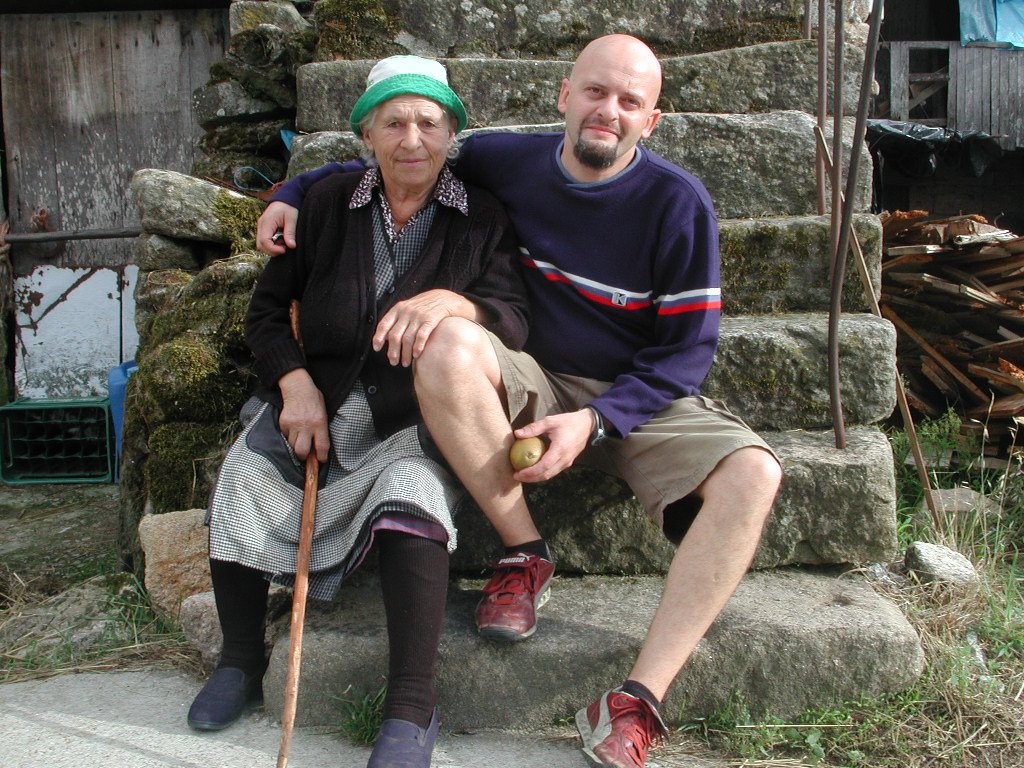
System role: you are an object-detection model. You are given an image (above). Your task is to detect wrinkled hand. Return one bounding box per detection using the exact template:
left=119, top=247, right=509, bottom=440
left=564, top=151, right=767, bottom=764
left=257, top=201, right=299, bottom=255
left=373, top=289, right=469, bottom=367
left=277, top=369, right=330, bottom=462
left=511, top=409, right=595, bottom=483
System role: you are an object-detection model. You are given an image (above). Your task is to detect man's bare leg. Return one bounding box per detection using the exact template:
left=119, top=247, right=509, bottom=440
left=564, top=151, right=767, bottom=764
left=413, top=317, right=541, bottom=547
left=628, top=447, right=782, bottom=700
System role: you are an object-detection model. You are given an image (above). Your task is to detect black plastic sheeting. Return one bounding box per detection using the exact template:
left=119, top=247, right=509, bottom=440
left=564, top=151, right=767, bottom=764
left=866, top=119, right=1004, bottom=179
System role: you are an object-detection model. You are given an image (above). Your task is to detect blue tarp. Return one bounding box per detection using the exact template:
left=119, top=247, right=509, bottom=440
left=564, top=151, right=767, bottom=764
left=960, top=0, right=1024, bottom=48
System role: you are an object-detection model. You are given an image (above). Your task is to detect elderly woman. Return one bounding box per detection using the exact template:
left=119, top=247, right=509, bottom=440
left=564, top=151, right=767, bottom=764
left=186, top=56, right=528, bottom=768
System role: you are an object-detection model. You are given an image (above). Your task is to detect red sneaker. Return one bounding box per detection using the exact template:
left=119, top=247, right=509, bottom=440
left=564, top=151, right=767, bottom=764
left=575, top=689, right=668, bottom=768
left=474, top=551, right=554, bottom=641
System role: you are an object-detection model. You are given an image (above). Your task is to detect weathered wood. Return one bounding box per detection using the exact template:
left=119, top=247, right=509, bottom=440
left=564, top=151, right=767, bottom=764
left=882, top=304, right=991, bottom=404
left=0, top=10, right=227, bottom=273
left=886, top=41, right=1024, bottom=149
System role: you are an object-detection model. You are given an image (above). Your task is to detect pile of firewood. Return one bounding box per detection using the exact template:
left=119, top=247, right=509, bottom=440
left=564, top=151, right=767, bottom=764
left=880, top=211, right=1024, bottom=460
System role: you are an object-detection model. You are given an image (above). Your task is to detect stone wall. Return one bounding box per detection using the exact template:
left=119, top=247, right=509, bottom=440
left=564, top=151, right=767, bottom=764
left=192, top=0, right=869, bottom=188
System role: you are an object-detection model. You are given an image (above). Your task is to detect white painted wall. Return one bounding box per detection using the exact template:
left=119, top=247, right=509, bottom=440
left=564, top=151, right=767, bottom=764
left=13, top=266, right=139, bottom=400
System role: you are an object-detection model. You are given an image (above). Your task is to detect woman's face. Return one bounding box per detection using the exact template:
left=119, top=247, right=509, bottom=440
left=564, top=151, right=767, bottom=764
left=362, top=96, right=455, bottom=196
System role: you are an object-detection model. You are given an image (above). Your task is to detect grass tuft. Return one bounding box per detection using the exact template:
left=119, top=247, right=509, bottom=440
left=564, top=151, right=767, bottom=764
left=331, top=684, right=387, bottom=745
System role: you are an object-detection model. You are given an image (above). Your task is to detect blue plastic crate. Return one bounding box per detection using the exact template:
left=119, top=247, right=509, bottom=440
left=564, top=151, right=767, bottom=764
left=0, top=397, right=114, bottom=484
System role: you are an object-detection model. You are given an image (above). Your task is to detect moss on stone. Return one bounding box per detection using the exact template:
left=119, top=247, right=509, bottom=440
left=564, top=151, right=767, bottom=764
left=689, top=18, right=803, bottom=55
left=719, top=223, right=798, bottom=315
left=313, top=0, right=400, bottom=60
left=134, top=334, right=250, bottom=425
left=212, top=190, right=265, bottom=255
left=145, top=422, right=233, bottom=514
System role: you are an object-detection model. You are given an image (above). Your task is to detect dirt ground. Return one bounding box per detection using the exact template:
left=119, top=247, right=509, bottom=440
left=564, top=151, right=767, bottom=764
left=0, top=482, right=122, bottom=595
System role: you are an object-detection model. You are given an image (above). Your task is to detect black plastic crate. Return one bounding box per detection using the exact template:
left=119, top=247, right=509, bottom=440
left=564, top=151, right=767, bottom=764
left=0, top=397, right=114, bottom=484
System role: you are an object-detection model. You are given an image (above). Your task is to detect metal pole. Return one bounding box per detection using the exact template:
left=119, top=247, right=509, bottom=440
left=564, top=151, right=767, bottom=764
left=814, top=123, right=940, bottom=528
left=1, top=226, right=142, bottom=243
left=828, top=0, right=883, bottom=450
left=827, top=0, right=847, bottom=448
left=830, top=0, right=844, bottom=267
left=816, top=0, right=829, bottom=214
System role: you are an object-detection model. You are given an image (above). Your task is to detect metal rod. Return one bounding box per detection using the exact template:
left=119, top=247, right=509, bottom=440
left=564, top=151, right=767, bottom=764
left=829, top=0, right=844, bottom=268
left=1, top=226, right=142, bottom=243
left=803, top=0, right=813, bottom=38
left=814, top=125, right=940, bottom=528
left=828, top=0, right=847, bottom=448
left=828, top=0, right=883, bottom=450
left=816, top=0, right=828, bottom=214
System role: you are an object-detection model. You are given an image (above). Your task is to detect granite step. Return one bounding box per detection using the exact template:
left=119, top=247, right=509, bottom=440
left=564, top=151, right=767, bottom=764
left=292, top=0, right=826, bottom=60
left=287, top=111, right=873, bottom=219
left=295, top=40, right=867, bottom=133
left=260, top=567, right=924, bottom=731
left=449, top=425, right=899, bottom=575
left=710, top=312, right=895, bottom=431
left=720, top=214, right=881, bottom=315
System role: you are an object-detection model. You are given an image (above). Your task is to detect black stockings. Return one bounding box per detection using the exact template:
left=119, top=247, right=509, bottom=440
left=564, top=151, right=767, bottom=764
left=209, top=531, right=448, bottom=730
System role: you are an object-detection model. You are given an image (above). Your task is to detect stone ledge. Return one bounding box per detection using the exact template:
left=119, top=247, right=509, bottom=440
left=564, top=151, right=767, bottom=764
left=719, top=214, right=882, bottom=314
left=287, top=111, right=872, bottom=219
left=296, top=41, right=866, bottom=132
left=711, top=313, right=897, bottom=431
left=259, top=567, right=923, bottom=731
left=451, top=426, right=898, bottom=574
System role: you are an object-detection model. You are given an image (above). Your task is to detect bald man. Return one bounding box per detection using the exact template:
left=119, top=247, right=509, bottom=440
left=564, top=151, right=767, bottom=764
left=257, top=35, right=782, bottom=768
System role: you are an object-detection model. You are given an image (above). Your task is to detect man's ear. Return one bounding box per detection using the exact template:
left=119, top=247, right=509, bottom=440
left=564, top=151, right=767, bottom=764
left=642, top=109, right=662, bottom=139
left=556, top=78, right=571, bottom=115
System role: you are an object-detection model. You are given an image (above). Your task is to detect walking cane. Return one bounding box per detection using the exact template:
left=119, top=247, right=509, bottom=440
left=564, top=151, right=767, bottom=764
left=277, top=299, right=319, bottom=768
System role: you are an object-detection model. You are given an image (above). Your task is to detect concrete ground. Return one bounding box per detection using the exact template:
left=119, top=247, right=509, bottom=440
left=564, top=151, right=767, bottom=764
left=0, top=669, right=591, bottom=768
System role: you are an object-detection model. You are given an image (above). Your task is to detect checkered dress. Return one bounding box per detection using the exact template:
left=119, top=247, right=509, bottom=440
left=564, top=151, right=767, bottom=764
left=208, top=170, right=466, bottom=600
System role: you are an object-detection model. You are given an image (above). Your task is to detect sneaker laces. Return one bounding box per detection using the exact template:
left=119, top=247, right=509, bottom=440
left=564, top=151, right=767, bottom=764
left=481, top=555, right=545, bottom=605
left=614, top=695, right=667, bottom=760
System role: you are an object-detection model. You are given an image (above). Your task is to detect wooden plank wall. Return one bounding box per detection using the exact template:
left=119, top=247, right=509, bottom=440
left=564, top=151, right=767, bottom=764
left=950, top=44, right=1024, bottom=150
left=885, top=41, right=1024, bottom=151
left=0, top=10, right=227, bottom=272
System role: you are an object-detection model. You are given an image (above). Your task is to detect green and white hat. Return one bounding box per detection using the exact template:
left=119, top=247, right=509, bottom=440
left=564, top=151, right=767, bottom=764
left=349, top=55, right=468, bottom=135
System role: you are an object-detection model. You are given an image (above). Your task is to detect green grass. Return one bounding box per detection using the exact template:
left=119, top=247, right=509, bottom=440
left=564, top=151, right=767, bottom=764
left=676, top=411, right=1024, bottom=768
left=331, top=684, right=387, bottom=745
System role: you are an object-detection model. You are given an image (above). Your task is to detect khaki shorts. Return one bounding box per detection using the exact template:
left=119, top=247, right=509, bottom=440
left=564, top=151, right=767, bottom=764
left=488, top=332, right=779, bottom=539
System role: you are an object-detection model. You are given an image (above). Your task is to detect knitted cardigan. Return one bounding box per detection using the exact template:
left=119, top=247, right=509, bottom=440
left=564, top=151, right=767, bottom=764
left=246, top=170, right=530, bottom=437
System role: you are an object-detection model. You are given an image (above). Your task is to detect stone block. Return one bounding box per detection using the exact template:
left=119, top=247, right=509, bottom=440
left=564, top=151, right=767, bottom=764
left=450, top=426, right=898, bottom=574
left=297, top=41, right=867, bottom=133
left=229, top=0, right=312, bottom=37
left=720, top=214, right=882, bottom=314
left=310, top=0, right=838, bottom=60
left=708, top=313, right=897, bottom=431
left=643, top=112, right=873, bottom=218
left=134, top=234, right=201, bottom=273
left=660, top=39, right=866, bottom=115
left=286, top=111, right=873, bottom=219
left=193, top=80, right=283, bottom=129
left=138, top=509, right=211, bottom=621
left=262, top=568, right=924, bottom=729
left=131, top=169, right=265, bottom=246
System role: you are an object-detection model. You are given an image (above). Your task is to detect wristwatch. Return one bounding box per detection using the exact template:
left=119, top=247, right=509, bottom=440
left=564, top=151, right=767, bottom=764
left=586, top=406, right=608, bottom=446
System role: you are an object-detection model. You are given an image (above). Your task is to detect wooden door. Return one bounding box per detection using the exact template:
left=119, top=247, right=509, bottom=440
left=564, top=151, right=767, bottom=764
left=0, top=10, right=227, bottom=398
left=0, top=9, right=228, bottom=272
